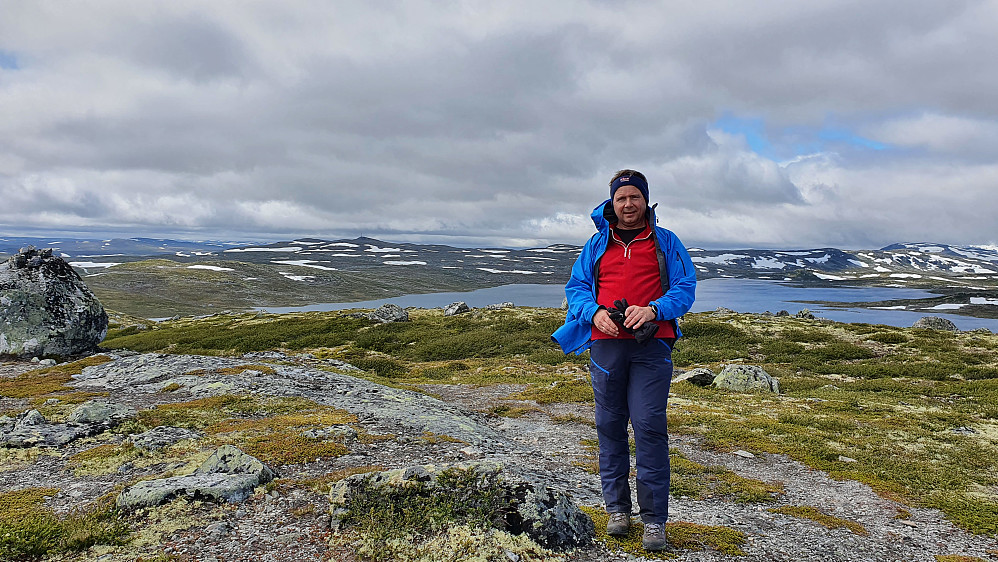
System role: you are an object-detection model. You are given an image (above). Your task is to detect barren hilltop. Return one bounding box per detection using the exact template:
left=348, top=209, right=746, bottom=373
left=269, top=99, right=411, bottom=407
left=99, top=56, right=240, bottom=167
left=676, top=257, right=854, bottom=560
left=3, top=303, right=998, bottom=561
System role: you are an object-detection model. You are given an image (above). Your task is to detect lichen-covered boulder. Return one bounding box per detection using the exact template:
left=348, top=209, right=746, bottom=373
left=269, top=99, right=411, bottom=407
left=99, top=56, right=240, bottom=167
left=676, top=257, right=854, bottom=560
left=368, top=303, right=408, bottom=323
left=713, top=364, right=780, bottom=393
left=0, top=247, right=108, bottom=358
left=329, top=462, right=594, bottom=549
left=0, top=409, right=91, bottom=448
left=116, top=445, right=275, bottom=510
left=444, top=301, right=471, bottom=316
left=912, top=316, right=959, bottom=332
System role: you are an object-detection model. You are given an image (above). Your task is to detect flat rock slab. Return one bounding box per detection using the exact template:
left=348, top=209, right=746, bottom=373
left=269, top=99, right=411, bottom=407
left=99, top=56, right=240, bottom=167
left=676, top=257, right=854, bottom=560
left=116, top=444, right=275, bottom=510
left=74, top=353, right=504, bottom=446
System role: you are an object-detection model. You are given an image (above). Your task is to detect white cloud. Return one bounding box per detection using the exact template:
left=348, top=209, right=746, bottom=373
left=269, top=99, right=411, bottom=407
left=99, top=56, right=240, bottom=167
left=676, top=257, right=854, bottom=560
left=0, top=1, right=996, bottom=249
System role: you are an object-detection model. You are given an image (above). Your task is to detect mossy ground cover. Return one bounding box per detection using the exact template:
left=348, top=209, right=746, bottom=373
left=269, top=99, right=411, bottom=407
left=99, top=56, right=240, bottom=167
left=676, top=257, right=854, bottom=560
left=101, top=308, right=998, bottom=535
left=0, top=487, right=129, bottom=559
left=768, top=505, right=868, bottom=535
left=331, top=466, right=557, bottom=561
left=581, top=506, right=748, bottom=558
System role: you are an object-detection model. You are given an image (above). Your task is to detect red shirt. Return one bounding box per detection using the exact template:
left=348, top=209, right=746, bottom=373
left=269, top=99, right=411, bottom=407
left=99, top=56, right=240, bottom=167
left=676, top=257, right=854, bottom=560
left=591, top=224, right=676, bottom=341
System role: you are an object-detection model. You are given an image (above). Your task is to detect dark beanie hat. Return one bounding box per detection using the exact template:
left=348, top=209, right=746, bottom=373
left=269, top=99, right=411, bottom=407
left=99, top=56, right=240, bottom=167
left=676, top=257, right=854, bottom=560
left=610, top=173, right=649, bottom=202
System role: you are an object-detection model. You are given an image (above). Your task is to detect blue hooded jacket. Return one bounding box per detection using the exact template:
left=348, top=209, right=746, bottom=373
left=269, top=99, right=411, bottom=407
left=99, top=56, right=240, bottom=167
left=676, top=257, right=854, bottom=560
left=551, top=199, right=697, bottom=354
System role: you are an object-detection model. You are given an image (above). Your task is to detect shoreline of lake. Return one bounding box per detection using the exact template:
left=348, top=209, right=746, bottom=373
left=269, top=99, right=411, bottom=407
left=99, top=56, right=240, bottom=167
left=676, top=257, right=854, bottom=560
left=254, top=279, right=998, bottom=332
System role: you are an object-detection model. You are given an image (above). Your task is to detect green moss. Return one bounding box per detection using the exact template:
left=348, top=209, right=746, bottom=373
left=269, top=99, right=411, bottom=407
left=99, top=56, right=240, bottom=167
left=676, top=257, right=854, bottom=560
left=670, top=451, right=783, bottom=503
left=866, top=332, right=910, bottom=344
left=0, top=488, right=129, bottom=558
left=486, top=404, right=542, bottom=418
left=68, top=442, right=143, bottom=475
left=935, top=556, right=988, bottom=562
left=581, top=506, right=747, bottom=557
left=768, top=505, right=868, bottom=535
left=510, top=378, right=594, bottom=404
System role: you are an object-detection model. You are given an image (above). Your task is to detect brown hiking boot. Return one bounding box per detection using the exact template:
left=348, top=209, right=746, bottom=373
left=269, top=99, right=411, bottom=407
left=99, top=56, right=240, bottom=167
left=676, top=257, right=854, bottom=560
left=642, top=522, right=671, bottom=551
left=606, top=512, right=631, bottom=536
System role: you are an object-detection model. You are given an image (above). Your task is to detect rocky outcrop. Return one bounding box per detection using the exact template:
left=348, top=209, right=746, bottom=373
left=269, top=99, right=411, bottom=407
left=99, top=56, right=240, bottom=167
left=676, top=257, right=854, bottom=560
left=116, top=445, right=275, bottom=510
left=0, top=400, right=135, bottom=448
left=444, top=301, right=471, bottom=316
left=713, top=364, right=780, bottom=393
left=912, top=316, right=959, bottom=332
left=329, top=462, right=594, bottom=549
left=367, top=303, right=408, bottom=323
left=0, top=247, right=108, bottom=358
left=483, top=302, right=514, bottom=311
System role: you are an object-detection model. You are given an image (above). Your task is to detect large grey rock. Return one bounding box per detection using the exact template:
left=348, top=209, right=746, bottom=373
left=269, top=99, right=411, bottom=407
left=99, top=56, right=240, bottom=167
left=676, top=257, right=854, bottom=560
left=912, top=316, right=959, bottom=332
left=368, top=303, right=408, bottom=323
left=444, top=301, right=471, bottom=316
left=713, top=364, right=780, bottom=393
left=116, top=445, right=275, bottom=510
left=329, top=462, right=593, bottom=549
left=673, top=367, right=716, bottom=387
left=0, top=247, right=108, bottom=358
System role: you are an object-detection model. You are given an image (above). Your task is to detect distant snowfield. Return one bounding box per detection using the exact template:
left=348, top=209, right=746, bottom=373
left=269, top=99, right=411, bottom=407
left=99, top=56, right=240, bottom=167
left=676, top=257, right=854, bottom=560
left=272, top=260, right=338, bottom=271
left=224, top=246, right=303, bottom=253
left=477, top=268, right=538, bottom=275
left=70, top=261, right=121, bottom=269
left=383, top=260, right=426, bottom=266
left=278, top=271, right=314, bottom=281
left=692, top=254, right=750, bottom=264
left=187, top=265, right=234, bottom=272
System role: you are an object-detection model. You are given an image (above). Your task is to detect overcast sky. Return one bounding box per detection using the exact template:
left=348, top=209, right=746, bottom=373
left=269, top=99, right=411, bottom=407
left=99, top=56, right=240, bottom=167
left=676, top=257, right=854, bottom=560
left=2, top=1, right=997, bottom=249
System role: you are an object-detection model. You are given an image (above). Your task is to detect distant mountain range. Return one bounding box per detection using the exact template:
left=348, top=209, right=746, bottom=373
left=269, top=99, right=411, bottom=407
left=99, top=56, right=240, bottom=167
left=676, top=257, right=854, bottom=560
left=3, top=236, right=998, bottom=289
left=5, top=235, right=998, bottom=318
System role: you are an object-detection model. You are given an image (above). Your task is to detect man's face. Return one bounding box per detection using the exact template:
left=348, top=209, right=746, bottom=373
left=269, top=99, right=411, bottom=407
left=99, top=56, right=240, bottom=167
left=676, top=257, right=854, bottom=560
left=612, top=185, right=646, bottom=229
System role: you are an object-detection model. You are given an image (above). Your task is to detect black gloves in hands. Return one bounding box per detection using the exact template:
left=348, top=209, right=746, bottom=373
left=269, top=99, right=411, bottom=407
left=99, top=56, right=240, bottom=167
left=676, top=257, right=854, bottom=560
left=607, top=298, right=658, bottom=345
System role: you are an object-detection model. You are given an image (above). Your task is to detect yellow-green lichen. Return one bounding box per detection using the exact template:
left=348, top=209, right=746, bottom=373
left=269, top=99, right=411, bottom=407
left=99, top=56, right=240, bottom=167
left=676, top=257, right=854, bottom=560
left=768, top=505, right=868, bottom=535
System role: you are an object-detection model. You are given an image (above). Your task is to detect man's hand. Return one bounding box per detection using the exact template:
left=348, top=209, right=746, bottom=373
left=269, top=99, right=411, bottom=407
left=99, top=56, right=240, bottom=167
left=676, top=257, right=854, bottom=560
left=623, top=305, right=656, bottom=330
left=593, top=308, right=619, bottom=337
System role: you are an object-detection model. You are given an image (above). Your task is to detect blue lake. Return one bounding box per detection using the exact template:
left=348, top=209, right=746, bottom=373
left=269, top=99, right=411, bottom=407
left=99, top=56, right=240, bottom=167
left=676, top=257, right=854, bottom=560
left=256, top=278, right=998, bottom=332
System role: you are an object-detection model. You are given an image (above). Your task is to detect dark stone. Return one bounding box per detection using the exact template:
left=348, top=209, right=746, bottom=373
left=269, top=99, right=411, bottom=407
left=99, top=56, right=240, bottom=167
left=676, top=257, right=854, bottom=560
left=368, top=303, right=408, bottom=323
left=912, top=316, right=959, bottom=332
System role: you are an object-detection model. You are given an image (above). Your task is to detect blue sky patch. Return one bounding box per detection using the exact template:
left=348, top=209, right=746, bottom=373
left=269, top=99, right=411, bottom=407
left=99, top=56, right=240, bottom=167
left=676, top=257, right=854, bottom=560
left=713, top=113, right=890, bottom=161
left=0, top=50, right=19, bottom=70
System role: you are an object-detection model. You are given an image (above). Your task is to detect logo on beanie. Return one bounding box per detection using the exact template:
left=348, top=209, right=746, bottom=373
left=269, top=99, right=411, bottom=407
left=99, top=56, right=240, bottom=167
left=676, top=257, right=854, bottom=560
left=620, top=177, right=630, bottom=182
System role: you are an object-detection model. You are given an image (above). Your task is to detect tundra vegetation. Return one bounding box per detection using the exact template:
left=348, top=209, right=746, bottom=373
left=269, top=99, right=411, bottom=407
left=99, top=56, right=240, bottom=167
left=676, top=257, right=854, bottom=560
left=100, top=308, right=998, bottom=532
left=3, top=306, right=998, bottom=559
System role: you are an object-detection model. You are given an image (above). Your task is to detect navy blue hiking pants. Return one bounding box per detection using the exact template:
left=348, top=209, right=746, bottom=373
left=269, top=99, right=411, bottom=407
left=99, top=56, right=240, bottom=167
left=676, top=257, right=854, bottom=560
left=589, top=338, right=673, bottom=523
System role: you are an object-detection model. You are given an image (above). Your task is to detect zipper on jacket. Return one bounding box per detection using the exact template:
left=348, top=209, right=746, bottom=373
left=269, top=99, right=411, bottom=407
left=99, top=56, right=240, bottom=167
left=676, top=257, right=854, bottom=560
left=611, top=228, right=652, bottom=260
left=676, top=250, right=687, bottom=275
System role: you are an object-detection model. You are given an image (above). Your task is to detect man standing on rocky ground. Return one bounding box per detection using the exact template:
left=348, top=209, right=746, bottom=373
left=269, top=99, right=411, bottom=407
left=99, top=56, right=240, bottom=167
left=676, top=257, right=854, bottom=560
left=552, top=169, right=696, bottom=552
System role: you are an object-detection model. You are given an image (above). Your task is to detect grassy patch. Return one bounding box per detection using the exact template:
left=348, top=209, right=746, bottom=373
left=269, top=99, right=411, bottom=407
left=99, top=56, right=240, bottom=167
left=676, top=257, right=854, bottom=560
left=68, top=442, right=143, bottom=476
left=581, top=506, right=747, bottom=557
left=670, top=450, right=783, bottom=503
left=0, top=487, right=130, bottom=559
left=0, top=355, right=113, bottom=399
left=135, top=395, right=357, bottom=465
left=768, top=505, right=868, bottom=535
left=485, top=404, right=542, bottom=418
left=510, top=378, right=594, bottom=404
